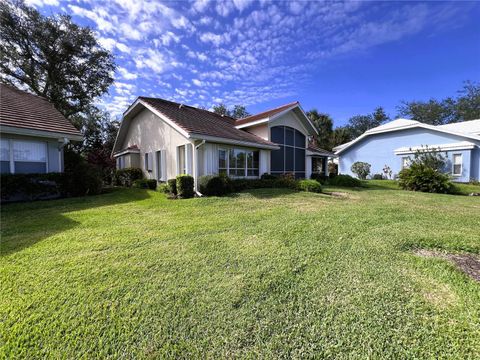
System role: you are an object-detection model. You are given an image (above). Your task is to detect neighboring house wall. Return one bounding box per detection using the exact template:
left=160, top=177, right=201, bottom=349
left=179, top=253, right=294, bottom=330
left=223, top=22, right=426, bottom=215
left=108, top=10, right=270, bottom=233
left=470, top=147, right=480, bottom=181
left=0, top=133, right=63, bottom=174
left=118, top=108, right=190, bottom=180
left=338, top=127, right=480, bottom=182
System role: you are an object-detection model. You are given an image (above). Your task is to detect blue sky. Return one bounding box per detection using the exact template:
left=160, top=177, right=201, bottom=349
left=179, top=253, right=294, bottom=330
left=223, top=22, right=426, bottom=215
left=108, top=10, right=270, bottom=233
left=28, top=0, right=480, bottom=126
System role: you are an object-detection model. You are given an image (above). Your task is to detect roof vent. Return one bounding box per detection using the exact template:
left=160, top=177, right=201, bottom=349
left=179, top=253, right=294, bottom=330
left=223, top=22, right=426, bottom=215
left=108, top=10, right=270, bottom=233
left=179, top=104, right=183, bottom=109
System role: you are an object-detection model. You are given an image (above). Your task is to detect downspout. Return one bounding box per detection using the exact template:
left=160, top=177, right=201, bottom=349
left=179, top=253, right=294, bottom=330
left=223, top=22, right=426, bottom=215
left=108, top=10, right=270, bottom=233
left=193, top=140, right=206, bottom=196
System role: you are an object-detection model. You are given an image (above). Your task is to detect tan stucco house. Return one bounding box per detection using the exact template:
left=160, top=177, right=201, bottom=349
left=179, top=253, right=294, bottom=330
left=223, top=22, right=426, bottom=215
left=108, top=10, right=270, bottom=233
left=112, top=97, right=334, bottom=188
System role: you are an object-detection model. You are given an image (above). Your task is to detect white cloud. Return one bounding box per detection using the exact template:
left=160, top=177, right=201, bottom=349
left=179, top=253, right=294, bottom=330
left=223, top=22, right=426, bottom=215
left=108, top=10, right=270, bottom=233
left=69, top=5, right=115, bottom=32
left=118, top=67, right=138, bottom=80
left=215, top=0, right=235, bottom=16
left=233, top=0, right=254, bottom=12
left=192, top=79, right=203, bottom=86
left=135, top=49, right=168, bottom=73
left=25, top=0, right=59, bottom=6
left=161, top=31, right=180, bottom=46
left=116, top=42, right=131, bottom=53
left=119, top=23, right=142, bottom=40
left=193, top=0, right=210, bottom=13
left=199, top=32, right=231, bottom=46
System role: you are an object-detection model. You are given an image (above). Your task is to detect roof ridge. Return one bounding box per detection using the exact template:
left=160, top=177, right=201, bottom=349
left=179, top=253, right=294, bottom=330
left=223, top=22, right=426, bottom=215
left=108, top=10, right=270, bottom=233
left=0, top=83, right=51, bottom=102
left=239, top=101, right=299, bottom=121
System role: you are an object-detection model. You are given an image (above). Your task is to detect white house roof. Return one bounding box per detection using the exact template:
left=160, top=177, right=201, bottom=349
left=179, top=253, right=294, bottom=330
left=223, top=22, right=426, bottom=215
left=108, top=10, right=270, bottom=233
left=335, top=118, right=480, bottom=155
left=436, top=119, right=480, bottom=135
left=394, top=141, right=477, bottom=155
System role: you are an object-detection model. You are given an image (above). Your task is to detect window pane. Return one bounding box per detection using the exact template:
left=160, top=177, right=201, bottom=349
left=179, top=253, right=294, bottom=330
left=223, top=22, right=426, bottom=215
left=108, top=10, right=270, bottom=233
left=285, top=127, right=294, bottom=146
left=14, top=162, right=46, bottom=174
left=229, top=168, right=236, bottom=176
left=295, top=148, right=305, bottom=171
left=219, top=149, right=227, bottom=169
left=253, top=151, right=259, bottom=169
left=248, top=169, right=259, bottom=176
left=247, top=151, right=253, bottom=168
left=219, top=169, right=227, bottom=175
left=271, top=126, right=284, bottom=143
left=229, top=149, right=236, bottom=168
left=294, top=130, right=305, bottom=148
left=1, top=161, right=10, bottom=173
left=13, top=140, right=46, bottom=162
left=236, top=149, right=246, bottom=168
left=271, top=147, right=284, bottom=171
left=453, top=164, right=461, bottom=175
left=235, top=169, right=245, bottom=177
left=285, top=147, right=294, bottom=171
left=0, top=139, right=9, bottom=161
left=453, top=154, right=462, bottom=165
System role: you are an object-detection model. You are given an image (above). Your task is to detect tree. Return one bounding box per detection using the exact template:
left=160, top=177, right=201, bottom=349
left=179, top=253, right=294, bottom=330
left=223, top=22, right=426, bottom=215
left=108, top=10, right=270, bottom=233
left=331, top=126, right=353, bottom=148
left=212, top=103, right=251, bottom=119
left=397, top=82, right=480, bottom=125
left=351, top=161, right=371, bottom=180
left=0, top=1, right=115, bottom=118
left=307, top=109, right=333, bottom=150
left=346, top=107, right=389, bottom=138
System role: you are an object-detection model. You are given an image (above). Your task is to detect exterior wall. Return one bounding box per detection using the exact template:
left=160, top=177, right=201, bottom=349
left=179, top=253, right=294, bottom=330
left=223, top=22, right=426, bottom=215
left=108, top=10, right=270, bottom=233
left=0, top=133, right=63, bottom=173
left=119, top=108, right=190, bottom=180
left=338, top=127, right=480, bottom=182
left=471, top=147, right=480, bottom=181
left=270, top=111, right=310, bottom=140
left=245, top=124, right=269, bottom=140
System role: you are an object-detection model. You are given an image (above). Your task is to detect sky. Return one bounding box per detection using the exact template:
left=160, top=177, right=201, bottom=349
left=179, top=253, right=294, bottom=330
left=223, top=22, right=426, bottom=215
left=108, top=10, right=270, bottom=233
left=27, top=0, right=480, bottom=126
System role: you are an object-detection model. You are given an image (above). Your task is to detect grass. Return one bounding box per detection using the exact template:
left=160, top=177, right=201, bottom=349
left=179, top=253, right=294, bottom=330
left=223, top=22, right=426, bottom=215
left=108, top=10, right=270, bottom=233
left=1, top=182, right=480, bottom=358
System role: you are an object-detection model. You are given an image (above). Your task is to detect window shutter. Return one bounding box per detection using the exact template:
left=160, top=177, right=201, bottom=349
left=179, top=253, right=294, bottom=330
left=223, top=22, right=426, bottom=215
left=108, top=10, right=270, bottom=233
left=161, top=150, right=167, bottom=181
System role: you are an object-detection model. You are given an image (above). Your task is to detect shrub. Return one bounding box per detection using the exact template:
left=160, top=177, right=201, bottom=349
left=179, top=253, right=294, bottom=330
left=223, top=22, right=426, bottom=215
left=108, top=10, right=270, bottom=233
left=382, top=165, right=393, bottom=179
left=409, top=146, right=447, bottom=171
left=1, top=173, right=63, bottom=202
left=398, top=163, right=453, bottom=193
left=167, top=178, right=177, bottom=195
left=133, top=179, right=157, bottom=190
left=198, top=175, right=228, bottom=196
left=158, top=183, right=170, bottom=193
left=63, top=149, right=103, bottom=196
left=176, top=175, right=194, bottom=198
left=297, top=179, right=322, bottom=193
left=351, top=161, right=371, bottom=180
left=310, top=173, right=329, bottom=184
left=261, top=173, right=277, bottom=180
left=328, top=162, right=338, bottom=176
left=372, top=173, right=384, bottom=180
left=115, top=168, right=143, bottom=187
left=328, top=174, right=362, bottom=187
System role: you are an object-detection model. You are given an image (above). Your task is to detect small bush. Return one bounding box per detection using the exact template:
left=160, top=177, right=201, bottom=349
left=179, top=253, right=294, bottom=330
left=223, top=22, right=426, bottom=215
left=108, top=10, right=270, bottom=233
left=133, top=179, right=157, bottom=190
left=310, top=173, right=329, bottom=184
left=199, top=175, right=229, bottom=196
left=167, top=178, right=177, bottom=195
left=176, top=175, right=194, bottom=198
left=297, top=179, right=322, bottom=193
left=351, top=161, right=371, bottom=180
left=63, top=149, right=103, bottom=196
left=261, top=173, right=277, bottom=180
left=398, top=163, right=453, bottom=193
left=115, top=168, right=143, bottom=187
left=328, top=174, right=362, bottom=187
left=158, top=183, right=170, bottom=193
left=372, top=174, right=384, bottom=180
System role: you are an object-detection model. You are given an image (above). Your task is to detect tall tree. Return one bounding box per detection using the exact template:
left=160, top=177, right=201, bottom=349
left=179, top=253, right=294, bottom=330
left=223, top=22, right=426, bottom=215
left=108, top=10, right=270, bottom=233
left=306, top=109, right=333, bottom=150
left=346, top=107, right=389, bottom=139
left=397, top=82, right=480, bottom=125
left=331, top=126, right=353, bottom=149
left=212, top=103, right=251, bottom=119
left=0, top=1, right=115, bottom=118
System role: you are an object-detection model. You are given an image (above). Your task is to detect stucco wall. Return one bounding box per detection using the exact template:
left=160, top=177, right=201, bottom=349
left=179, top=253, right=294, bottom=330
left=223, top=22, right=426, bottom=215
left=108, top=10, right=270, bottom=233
left=338, top=127, right=480, bottom=182
left=120, top=108, right=190, bottom=180
left=245, top=124, right=269, bottom=140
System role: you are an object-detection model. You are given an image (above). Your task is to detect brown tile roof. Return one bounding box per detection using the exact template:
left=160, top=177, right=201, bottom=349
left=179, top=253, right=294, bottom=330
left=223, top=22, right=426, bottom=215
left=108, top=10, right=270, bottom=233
left=138, top=97, right=276, bottom=147
left=0, top=84, right=81, bottom=137
left=235, top=101, right=299, bottom=126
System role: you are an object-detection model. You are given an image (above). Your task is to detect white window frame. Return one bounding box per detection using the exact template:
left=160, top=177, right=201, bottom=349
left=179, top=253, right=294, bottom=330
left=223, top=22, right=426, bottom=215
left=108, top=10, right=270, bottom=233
left=218, top=147, right=259, bottom=178
left=452, top=153, right=462, bottom=176
left=1, top=139, right=48, bottom=174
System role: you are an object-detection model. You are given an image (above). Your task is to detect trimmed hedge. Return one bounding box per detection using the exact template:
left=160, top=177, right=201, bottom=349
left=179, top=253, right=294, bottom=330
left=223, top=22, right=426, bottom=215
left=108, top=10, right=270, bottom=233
left=327, top=174, right=362, bottom=187
left=167, top=178, right=177, bottom=195
left=176, top=175, right=194, bottom=198
left=199, top=175, right=229, bottom=196
left=297, top=179, right=322, bottom=193
left=133, top=179, right=157, bottom=190
left=310, top=173, right=329, bottom=184
left=114, top=168, right=143, bottom=187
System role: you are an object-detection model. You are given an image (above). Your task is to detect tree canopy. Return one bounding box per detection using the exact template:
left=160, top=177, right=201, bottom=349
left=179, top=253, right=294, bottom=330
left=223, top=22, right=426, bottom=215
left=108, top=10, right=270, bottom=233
left=0, top=1, right=115, bottom=118
left=306, top=109, right=333, bottom=150
left=212, top=103, right=251, bottom=119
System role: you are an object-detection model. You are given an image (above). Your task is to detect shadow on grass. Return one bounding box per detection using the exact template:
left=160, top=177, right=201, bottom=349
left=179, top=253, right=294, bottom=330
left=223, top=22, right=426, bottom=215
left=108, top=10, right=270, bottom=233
left=227, top=188, right=299, bottom=199
left=0, top=188, right=151, bottom=257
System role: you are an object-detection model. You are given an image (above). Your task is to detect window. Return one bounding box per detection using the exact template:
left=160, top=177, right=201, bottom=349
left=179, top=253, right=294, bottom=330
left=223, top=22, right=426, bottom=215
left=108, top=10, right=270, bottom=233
left=219, top=148, right=259, bottom=177
left=402, top=157, right=410, bottom=169
left=178, top=145, right=186, bottom=174
left=312, top=157, right=324, bottom=174
left=116, top=156, right=125, bottom=169
left=270, top=126, right=306, bottom=178
left=452, top=154, right=462, bottom=176
left=0, top=139, right=10, bottom=174
left=144, top=152, right=153, bottom=172
left=13, top=140, right=47, bottom=174
left=156, top=151, right=162, bottom=181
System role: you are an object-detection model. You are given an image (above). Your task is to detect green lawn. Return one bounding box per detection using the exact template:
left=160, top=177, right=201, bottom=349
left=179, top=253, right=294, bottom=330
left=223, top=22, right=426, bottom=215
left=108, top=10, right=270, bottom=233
left=1, top=182, right=480, bottom=358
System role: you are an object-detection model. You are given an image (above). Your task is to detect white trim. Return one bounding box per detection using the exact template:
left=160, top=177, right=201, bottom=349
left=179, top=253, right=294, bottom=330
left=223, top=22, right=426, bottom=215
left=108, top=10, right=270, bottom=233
left=113, top=148, right=140, bottom=157
left=189, top=133, right=279, bottom=150
left=0, top=125, right=82, bottom=141
left=452, top=153, right=463, bottom=177
left=235, top=118, right=269, bottom=129
left=336, top=121, right=480, bottom=155
left=394, top=141, right=476, bottom=155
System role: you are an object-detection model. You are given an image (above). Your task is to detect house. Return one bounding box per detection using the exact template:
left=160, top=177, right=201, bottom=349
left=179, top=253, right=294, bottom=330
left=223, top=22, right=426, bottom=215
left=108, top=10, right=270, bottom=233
left=0, top=84, right=82, bottom=174
left=112, top=97, right=335, bottom=189
left=334, top=118, right=480, bottom=182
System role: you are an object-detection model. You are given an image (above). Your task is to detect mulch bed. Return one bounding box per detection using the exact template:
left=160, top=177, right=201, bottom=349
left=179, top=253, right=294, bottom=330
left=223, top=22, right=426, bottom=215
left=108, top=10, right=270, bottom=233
left=415, top=249, right=480, bottom=283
